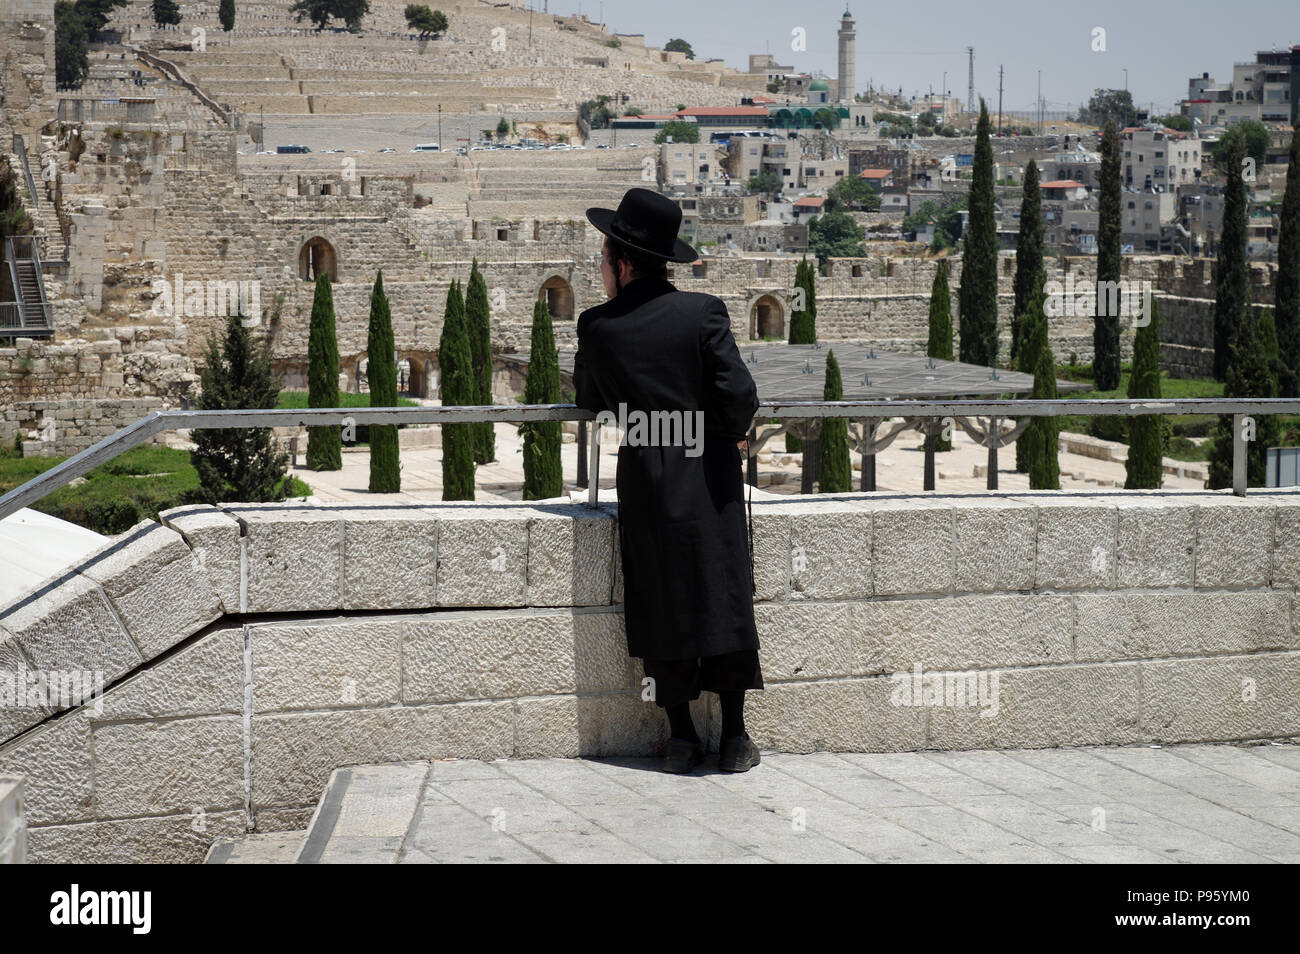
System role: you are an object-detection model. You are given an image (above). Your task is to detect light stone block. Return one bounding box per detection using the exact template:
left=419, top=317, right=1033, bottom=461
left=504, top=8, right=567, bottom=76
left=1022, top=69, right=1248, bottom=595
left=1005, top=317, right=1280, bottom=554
left=91, top=716, right=244, bottom=818
left=1115, top=501, right=1194, bottom=587
left=432, top=507, right=528, bottom=607
left=790, top=505, right=872, bottom=600
left=160, top=505, right=242, bottom=614
left=747, top=678, right=927, bottom=753
left=0, top=630, right=48, bottom=744
left=0, top=713, right=93, bottom=825
left=952, top=499, right=1035, bottom=592
left=1032, top=499, right=1115, bottom=590
left=403, top=610, right=577, bottom=702
left=250, top=618, right=402, bottom=712
left=754, top=602, right=853, bottom=680
left=1272, top=504, right=1300, bottom=586
left=515, top=696, right=582, bottom=758
left=1139, top=653, right=1300, bottom=742
left=251, top=703, right=514, bottom=805
left=749, top=509, right=790, bottom=602
left=571, top=691, right=666, bottom=757
left=226, top=504, right=342, bottom=613
left=851, top=594, right=1073, bottom=674
left=872, top=503, right=953, bottom=596
left=573, top=609, right=632, bottom=693
left=1076, top=591, right=1291, bottom=661
left=27, top=810, right=249, bottom=865
left=926, top=663, right=1142, bottom=749
left=341, top=508, right=437, bottom=610
left=0, top=574, right=142, bottom=678
left=81, top=520, right=221, bottom=658
left=526, top=506, right=614, bottom=606
left=85, top=626, right=244, bottom=724
left=1195, top=499, right=1273, bottom=587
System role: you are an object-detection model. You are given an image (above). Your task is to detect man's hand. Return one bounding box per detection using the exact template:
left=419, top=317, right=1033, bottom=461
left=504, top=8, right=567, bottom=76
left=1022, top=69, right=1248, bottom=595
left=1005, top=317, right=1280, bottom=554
left=736, top=439, right=748, bottom=452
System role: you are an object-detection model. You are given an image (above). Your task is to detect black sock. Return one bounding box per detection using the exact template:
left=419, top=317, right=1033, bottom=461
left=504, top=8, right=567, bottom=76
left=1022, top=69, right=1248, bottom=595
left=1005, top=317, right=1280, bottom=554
left=666, top=702, right=699, bottom=743
left=720, top=690, right=746, bottom=739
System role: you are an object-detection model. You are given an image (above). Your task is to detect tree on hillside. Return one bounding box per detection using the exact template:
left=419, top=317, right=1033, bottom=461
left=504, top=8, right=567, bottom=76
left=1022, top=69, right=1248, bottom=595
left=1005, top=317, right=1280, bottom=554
left=1094, top=120, right=1122, bottom=390
left=335, top=0, right=369, bottom=31
left=958, top=99, right=998, bottom=367
left=1212, top=119, right=1269, bottom=175
left=825, top=176, right=882, bottom=213
left=809, top=210, right=865, bottom=268
left=520, top=297, right=562, bottom=500
left=1018, top=292, right=1060, bottom=490
left=1077, top=89, right=1138, bottom=130
left=819, top=350, right=851, bottom=492
left=367, top=270, right=400, bottom=493
left=664, top=38, right=695, bottom=59
left=190, top=315, right=291, bottom=505
left=218, top=0, right=234, bottom=31
left=289, top=0, right=367, bottom=31
left=785, top=257, right=817, bottom=454
left=404, top=5, right=447, bottom=36
left=1208, top=307, right=1282, bottom=489
left=1158, top=114, right=1194, bottom=133
left=654, top=120, right=699, bottom=144
left=72, top=0, right=129, bottom=35
left=151, top=0, right=181, bottom=27
left=1011, top=159, right=1043, bottom=365
left=1124, top=296, right=1168, bottom=489
left=439, top=279, right=476, bottom=500
left=305, top=274, right=341, bottom=471
left=1276, top=126, right=1300, bottom=396
left=54, top=2, right=90, bottom=89
left=464, top=259, right=495, bottom=464
left=1214, top=134, right=1249, bottom=381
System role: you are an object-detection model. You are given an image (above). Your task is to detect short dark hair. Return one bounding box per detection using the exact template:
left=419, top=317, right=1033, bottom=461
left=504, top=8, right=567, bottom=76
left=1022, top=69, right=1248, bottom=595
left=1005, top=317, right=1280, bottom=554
left=605, top=235, right=668, bottom=280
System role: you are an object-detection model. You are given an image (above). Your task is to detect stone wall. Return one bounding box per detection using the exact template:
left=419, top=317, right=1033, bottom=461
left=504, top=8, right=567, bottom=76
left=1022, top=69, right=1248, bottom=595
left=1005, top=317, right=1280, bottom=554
left=1, top=492, right=1299, bottom=862
left=0, top=775, right=24, bottom=864
left=0, top=0, right=55, bottom=144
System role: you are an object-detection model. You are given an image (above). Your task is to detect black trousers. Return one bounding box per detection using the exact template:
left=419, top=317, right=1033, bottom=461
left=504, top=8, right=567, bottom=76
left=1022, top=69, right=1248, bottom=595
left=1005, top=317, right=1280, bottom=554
left=641, top=649, right=764, bottom=709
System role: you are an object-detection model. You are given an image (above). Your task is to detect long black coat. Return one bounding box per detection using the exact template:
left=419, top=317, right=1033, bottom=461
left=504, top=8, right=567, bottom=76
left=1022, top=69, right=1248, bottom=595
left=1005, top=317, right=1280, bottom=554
left=574, top=276, right=761, bottom=661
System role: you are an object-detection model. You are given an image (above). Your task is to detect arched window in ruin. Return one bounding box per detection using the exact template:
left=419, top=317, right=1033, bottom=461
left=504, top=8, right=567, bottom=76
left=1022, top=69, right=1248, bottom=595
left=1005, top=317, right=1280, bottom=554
left=539, top=275, right=574, bottom=321
left=750, top=294, right=785, bottom=340
left=299, top=237, right=337, bottom=282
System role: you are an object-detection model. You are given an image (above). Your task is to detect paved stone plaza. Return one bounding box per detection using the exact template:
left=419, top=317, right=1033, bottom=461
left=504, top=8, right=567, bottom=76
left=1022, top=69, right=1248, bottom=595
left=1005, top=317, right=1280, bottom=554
left=208, top=742, right=1300, bottom=864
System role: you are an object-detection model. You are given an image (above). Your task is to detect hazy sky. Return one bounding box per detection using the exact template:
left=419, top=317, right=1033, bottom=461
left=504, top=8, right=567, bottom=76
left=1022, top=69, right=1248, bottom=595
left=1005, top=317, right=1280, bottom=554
left=545, top=0, right=1297, bottom=115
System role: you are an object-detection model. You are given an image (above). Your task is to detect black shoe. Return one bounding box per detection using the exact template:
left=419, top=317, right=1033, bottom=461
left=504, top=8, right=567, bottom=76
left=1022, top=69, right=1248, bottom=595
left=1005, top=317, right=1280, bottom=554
left=718, top=732, right=761, bottom=773
left=662, top=737, right=705, bottom=774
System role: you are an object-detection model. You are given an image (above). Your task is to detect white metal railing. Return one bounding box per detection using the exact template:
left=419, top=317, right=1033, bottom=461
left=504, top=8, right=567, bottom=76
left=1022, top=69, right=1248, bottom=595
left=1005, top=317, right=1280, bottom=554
left=2, top=398, right=1298, bottom=523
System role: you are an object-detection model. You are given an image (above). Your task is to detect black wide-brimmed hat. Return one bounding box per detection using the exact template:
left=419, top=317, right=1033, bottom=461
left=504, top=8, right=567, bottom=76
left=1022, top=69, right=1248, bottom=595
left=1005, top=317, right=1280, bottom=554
left=586, top=187, right=699, bottom=263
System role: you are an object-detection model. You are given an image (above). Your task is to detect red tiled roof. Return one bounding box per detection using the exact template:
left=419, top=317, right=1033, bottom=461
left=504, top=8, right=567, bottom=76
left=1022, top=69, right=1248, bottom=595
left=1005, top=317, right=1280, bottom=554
left=793, top=196, right=826, bottom=207
left=674, top=106, right=771, bottom=116
left=859, top=168, right=893, bottom=179
left=1040, top=180, right=1086, bottom=189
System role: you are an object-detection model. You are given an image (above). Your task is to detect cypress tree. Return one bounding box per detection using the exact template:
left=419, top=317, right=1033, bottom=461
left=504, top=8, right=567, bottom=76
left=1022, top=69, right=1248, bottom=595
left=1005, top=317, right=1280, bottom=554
left=1011, top=159, right=1043, bottom=364
left=521, top=296, right=563, bottom=500
left=190, top=314, right=290, bottom=504
left=305, top=273, right=341, bottom=471
left=958, top=99, right=998, bottom=367
left=787, top=255, right=818, bottom=453
left=1018, top=292, right=1059, bottom=489
left=1273, top=131, right=1300, bottom=396
left=465, top=258, right=496, bottom=463
left=1208, top=307, right=1281, bottom=489
left=219, top=0, right=235, bottom=31
left=1094, top=120, right=1122, bottom=391
left=819, top=349, right=851, bottom=492
left=1213, top=135, right=1249, bottom=382
left=927, top=260, right=954, bottom=452
left=1124, top=295, right=1165, bottom=488
left=1014, top=266, right=1047, bottom=473
left=438, top=279, right=476, bottom=500
left=367, top=270, right=400, bottom=493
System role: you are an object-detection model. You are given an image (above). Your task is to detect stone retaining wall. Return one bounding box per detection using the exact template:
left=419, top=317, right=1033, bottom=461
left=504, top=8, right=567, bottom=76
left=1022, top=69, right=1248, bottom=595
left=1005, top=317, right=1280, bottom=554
left=1, top=492, right=1298, bottom=861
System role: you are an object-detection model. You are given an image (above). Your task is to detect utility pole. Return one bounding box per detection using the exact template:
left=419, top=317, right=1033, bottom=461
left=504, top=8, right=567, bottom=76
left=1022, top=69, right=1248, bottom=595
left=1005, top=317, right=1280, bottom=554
left=438, top=103, right=442, bottom=150
left=966, top=47, right=975, bottom=113
left=1037, top=70, right=1042, bottom=137
left=997, top=65, right=1003, bottom=136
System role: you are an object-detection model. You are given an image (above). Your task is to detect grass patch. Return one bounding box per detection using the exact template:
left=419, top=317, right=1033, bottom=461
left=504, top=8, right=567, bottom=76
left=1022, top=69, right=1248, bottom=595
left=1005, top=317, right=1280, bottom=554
left=0, top=446, right=310, bottom=535
left=276, top=391, right=419, bottom=410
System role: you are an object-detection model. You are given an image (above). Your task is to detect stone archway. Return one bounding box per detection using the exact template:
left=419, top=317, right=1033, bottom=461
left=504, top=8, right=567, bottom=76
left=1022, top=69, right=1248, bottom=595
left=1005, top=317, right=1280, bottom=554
left=749, top=293, right=786, bottom=340
left=299, top=236, right=337, bottom=281
left=539, top=274, right=574, bottom=321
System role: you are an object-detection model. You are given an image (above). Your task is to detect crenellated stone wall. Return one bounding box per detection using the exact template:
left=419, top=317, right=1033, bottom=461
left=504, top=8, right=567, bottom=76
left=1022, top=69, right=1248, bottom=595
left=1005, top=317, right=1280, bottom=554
left=1, top=492, right=1298, bottom=862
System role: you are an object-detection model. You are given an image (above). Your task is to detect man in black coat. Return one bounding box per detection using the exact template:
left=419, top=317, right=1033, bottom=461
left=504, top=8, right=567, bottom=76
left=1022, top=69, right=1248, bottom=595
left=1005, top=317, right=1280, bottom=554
left=574, top=188, right=763, bottom=774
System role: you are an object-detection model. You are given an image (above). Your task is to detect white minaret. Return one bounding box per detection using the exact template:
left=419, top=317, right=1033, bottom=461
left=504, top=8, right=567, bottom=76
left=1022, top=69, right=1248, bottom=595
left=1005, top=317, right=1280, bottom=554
left=837, top=8, right=856, bottom=103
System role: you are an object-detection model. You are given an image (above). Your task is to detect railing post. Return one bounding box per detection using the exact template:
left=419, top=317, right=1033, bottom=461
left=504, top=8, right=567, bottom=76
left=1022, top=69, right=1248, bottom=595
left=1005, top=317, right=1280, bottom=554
left=987, top=415, right=999, bottom=490
left=1233, top=412, right=1247, bottom=496
left=587, top=419, right=601, bottom=505
left=923, top=425, right=936, bottom=491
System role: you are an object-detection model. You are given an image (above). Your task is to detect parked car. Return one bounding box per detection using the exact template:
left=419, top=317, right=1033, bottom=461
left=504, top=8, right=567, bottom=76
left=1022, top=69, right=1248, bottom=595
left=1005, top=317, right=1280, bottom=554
left=276, top=144, right=310, bottom=154
left=378, top=147, right=396, bottom=153
left=411, top=142, right=440, bottom=152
